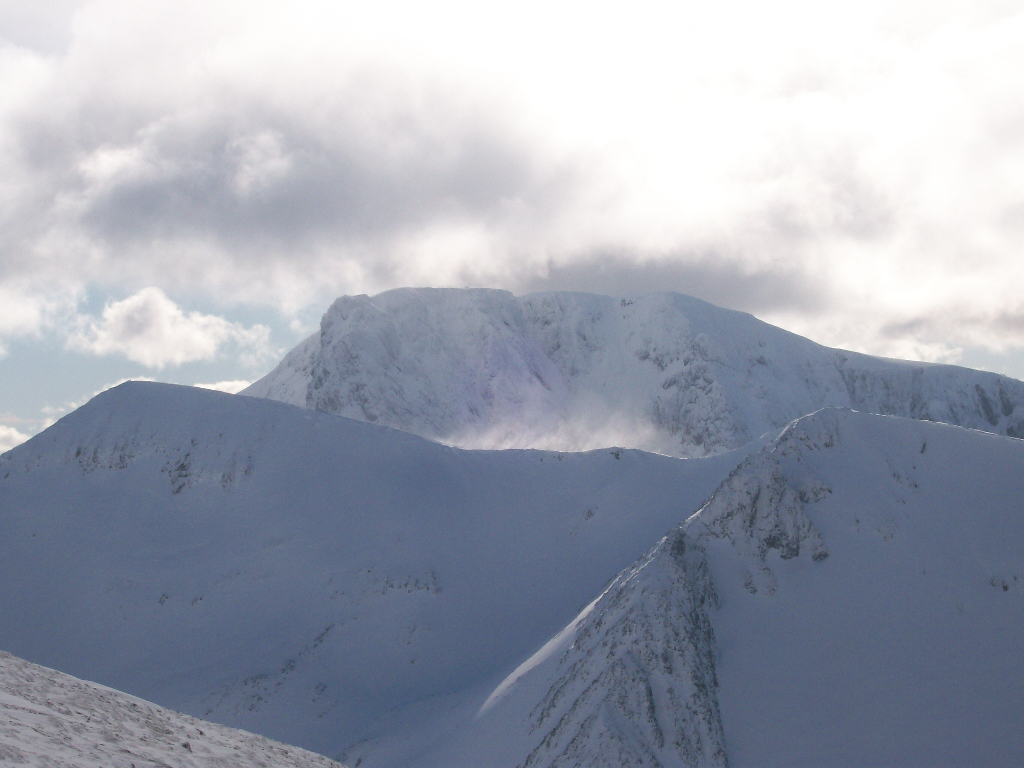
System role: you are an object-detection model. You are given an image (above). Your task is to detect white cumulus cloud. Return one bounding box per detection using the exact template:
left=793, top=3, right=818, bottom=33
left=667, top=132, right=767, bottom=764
left=0, top=425, right=30, bottom=453
left=67, top=288, right=272, bottom=369
left=0, top=284, right=78, bottom=358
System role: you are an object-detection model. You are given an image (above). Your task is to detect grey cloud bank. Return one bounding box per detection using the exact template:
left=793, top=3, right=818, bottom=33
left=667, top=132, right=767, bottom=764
left=2, top=0, right=1024, bottom=438
left=514, top=254, right=830, bottom=316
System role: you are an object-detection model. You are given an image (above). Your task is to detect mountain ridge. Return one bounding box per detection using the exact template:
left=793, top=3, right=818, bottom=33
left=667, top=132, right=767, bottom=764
left=0, top=380, right=745, bottom=759
left=4, top=295, right=1024, bottom=766
left=244, top=288, right=1024, bottom=457
left=416, top=407, right=1024, bottom=768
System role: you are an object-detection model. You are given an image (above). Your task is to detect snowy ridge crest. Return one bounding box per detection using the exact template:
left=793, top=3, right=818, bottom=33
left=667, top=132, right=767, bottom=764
left=685, top=410, right=839, bottom=597
left=0, top=383, right=301, bottom=493
left=513, top=410, right=847, bottom=768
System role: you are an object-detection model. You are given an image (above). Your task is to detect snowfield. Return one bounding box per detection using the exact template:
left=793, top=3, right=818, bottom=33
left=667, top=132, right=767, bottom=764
left=245, top=288, right=1024, bottom=457
left=0, top=650, right=343, bottom=768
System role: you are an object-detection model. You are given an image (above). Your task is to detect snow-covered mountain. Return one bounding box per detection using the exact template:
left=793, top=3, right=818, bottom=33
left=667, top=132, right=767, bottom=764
left=244, top=289, right=1024, bottom=457
left=3, top=380, right=1022, bottom=766
left=0, top=650, right=344, bottom=768
left=0, top=381, right=744, bottom=760
left=406, top=408, right=1024, bottom=768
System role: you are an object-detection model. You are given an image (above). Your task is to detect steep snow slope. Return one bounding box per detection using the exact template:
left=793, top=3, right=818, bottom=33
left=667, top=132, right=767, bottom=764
left=0, top=651, right=343, bottom=768
left=406, top=410, right=1024, bottom=768
left=0, top=381, right=745, bottom=760
left=244, top=289, right=1024, bottom=457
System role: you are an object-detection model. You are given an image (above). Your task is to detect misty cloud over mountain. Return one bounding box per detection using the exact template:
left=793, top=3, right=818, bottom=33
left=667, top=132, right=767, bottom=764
left=2, top=0, right=1024, bottom=376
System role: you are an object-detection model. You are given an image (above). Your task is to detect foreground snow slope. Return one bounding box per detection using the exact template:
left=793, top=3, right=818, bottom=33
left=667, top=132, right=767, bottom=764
left=0, top=651, right=343, bottom=768
left=0, top=381, right=744, bottom=759
left=396, top=410, right=1024, bottom=768
left=244, top=288, right=1024, bottom=457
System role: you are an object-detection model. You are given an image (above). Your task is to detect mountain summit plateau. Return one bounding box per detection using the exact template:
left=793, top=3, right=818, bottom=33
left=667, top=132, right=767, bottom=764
left=245, top=289, right=1024, bottom=456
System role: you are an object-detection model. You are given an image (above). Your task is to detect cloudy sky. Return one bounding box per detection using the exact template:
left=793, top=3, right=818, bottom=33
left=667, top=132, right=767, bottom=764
left=2, top=0, right=1024, bottom=450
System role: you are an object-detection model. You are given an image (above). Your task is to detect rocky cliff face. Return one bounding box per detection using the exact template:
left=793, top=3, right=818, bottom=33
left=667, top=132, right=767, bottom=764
left=516, top=530, right=727, bottom=768
left=244, top=288, right=1024, bottom=456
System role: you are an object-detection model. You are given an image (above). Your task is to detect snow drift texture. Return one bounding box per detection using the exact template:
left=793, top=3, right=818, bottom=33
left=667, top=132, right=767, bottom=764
left=244, top=288, right=1024, bottom=457
left=0, top=650, right=344, bottom=768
